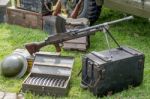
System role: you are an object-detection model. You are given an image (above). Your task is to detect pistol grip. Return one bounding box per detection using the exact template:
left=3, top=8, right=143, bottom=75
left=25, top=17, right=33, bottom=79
left=54, top=44, right=61, bottom=52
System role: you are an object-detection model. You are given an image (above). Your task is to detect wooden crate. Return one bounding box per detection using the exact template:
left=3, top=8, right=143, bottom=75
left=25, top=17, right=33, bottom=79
left=63, top=36, right=90, bottom=51
left=15, top=0, right=52, bottom=15
left=7, top=7, right=43, bottom=29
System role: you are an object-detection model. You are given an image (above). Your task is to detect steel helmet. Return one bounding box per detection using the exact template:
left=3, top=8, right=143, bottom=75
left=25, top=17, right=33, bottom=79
left=1, top=54, right=27, bottom=78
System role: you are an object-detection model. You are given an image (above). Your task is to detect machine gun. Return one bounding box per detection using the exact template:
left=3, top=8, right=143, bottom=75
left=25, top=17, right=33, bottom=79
left=25, top=16, right=133, bottom=55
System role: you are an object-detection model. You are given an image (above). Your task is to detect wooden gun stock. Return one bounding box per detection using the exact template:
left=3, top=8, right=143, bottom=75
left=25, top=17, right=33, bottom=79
left=25, top=42, right=61, bottom=55
left=25, top=42, right=45, bottom=55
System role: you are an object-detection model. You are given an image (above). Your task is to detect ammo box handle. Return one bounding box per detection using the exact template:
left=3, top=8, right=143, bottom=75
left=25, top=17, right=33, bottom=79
left=81, top=58, right=105, bottom=88
left=88, top=69, right=104, bottom=88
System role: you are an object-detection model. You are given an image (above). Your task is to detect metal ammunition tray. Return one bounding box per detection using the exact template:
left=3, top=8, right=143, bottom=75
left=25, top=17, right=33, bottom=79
left=22, top=53, right=74, bottom=96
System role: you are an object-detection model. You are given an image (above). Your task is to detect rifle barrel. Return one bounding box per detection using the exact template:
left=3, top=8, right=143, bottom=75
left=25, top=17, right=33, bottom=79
left=45, top=16, right=134, bottom=44
left=106, top=16, right=134, bottom=25
left=68, top=16, right=134, bottom=34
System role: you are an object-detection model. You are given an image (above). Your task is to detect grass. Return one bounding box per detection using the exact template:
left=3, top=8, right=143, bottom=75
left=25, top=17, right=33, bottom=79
left=0, top=8, right=150, bottom=99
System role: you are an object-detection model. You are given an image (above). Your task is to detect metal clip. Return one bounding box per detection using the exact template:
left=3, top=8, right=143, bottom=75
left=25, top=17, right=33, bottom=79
left=46, top=78, right=51, bottom=86
left=49, top=78, right=54, bottom=86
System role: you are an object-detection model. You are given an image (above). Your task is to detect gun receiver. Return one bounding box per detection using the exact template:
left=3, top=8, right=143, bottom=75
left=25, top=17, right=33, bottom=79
left=25, top=16, right=134, bottom=55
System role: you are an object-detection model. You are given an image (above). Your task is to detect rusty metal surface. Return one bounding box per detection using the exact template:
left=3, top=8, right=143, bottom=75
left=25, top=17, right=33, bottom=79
left=7, top=7, right=43, bottom=29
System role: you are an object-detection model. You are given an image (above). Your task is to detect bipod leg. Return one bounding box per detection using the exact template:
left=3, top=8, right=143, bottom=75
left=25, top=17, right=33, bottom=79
left=103, top=26, right=121, bottom=48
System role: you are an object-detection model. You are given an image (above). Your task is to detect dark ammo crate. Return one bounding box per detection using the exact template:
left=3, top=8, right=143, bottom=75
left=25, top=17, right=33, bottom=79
left=0, top=0, right=10, bottom=23
left=7, top=7, right=43, bottom=29
left=15, top=0, right=53, bottom=14
left=81, top=46, right=145, bottom=96
left=43, top=15, right=66, bottom=35
left=22, top=53, right=74, bottom=96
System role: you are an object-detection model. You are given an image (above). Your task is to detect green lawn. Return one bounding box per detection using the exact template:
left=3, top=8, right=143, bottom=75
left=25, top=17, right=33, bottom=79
left=0, top=8, right=150, bottom=99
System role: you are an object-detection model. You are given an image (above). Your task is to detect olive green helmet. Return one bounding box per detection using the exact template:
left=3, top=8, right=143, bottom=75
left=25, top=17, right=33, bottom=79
left=1, top=54, right=27, bottom=78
